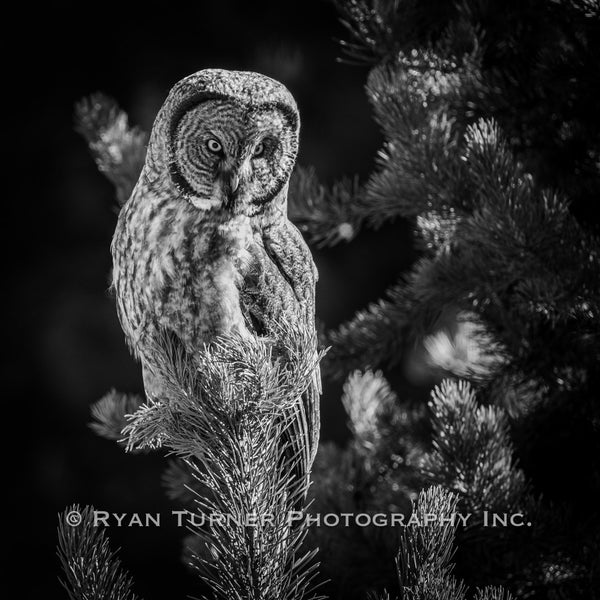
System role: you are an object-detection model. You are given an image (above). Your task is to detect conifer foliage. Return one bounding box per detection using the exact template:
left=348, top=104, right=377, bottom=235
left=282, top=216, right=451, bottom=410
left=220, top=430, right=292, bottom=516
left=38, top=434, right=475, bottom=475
left=59, top=1, right=599, bottom=599
left=300, top=1, right=599, bottom=598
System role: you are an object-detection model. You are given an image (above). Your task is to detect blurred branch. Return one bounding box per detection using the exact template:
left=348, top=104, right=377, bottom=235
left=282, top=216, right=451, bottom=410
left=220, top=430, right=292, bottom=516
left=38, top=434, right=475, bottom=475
left=288, top=166, right=363, bottom=247
left=75, top=93, right=147, bottom=205
left=89, top=390, right=144, bottom=443
left=333, top=0, right=404, bottom=64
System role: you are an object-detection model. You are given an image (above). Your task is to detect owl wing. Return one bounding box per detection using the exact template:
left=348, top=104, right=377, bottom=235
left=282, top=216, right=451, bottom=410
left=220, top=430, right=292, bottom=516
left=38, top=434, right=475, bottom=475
left=261, top=219, right=318, bottom=309
left=260, top=219, right=321, bottom=471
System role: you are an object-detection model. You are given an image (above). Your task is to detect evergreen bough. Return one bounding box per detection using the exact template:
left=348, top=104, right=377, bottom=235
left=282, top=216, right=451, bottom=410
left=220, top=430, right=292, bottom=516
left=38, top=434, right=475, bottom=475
left=60, top=1, right=600, bottom=598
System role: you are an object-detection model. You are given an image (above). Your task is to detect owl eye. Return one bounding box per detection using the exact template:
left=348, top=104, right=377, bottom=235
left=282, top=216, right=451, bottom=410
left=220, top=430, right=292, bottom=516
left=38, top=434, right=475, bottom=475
left=253, top=142, right=265, bottom=157
left=206, top=138, right=223, bottom=154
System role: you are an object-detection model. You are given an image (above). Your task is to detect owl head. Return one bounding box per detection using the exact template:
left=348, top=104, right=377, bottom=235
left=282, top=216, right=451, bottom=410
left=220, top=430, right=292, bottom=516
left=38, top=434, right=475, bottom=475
left=145, top=69, right=299, bottom=216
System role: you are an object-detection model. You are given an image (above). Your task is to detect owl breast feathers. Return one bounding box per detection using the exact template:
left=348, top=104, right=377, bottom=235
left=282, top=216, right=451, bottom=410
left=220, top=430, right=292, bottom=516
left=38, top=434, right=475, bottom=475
left=111, top=68, right=320, bottom=461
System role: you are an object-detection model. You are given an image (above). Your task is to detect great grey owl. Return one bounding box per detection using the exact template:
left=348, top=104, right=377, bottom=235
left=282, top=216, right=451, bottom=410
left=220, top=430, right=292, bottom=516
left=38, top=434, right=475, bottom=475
left=111, top=68, right=320, bottom=473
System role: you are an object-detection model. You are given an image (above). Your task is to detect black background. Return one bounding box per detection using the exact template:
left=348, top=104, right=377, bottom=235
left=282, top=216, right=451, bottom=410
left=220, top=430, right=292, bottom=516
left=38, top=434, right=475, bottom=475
left=8, top=2, right=418, bottom=597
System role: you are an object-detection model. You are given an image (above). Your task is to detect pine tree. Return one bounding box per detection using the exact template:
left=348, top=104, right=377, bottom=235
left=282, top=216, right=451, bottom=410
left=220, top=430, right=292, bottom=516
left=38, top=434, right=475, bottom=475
left=296, top=1, right=599, bottom=598
left=59, top=1, right=600, bottom=598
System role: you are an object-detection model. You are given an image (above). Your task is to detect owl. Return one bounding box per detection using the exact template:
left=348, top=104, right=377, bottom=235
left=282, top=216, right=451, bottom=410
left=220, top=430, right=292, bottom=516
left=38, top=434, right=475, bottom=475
left=111, top=69, right=320, bottom=472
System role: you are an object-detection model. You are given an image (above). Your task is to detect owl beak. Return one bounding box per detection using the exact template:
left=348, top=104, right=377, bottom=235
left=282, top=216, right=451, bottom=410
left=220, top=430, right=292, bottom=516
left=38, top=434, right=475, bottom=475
left=230, top=173, right=240, bottom=194
left=223, top=172, right=241, bottom=209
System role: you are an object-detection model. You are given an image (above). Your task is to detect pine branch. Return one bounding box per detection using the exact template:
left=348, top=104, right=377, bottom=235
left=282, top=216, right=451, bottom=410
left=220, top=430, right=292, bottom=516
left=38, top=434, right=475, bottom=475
left=286, top=44, right=483, bottom=251
left=333, top=0, right=404, bottom=65
left=123, top=322, right=324, bottom=600
left=328, top=114, right=598, bottom=390
left=288, top=166, right=363, bottom=247
left=421, top=379, right=528, bottom=514
left=75, top=93, right=147, bottom=205
left=341, top=369, right=427, bottom=471
left=396, top=486, right=467, bottom=600
left=89, top=390, right=144, bottom=443
left=342, top=369, right=399, bottom=452
left=360, top=46, right=480, bottom=228
left=393, top=486, right=516, bottom=600
left=323, top=259, right=511, bottom=385
left=472, top=587, right=514, bottom=600
left=322, top=275, right=415, bottom=381
left=288, top=44, right=481, bottom=248
left=407, top=119, right=600, bottom=386
left=325, top=2, right=599, bottom=394
left=57, top=505, right=141, bottom=600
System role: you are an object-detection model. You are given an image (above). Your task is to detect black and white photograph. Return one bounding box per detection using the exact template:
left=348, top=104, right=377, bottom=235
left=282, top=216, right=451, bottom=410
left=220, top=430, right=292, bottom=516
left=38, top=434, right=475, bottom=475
left=11, top=1, right=600, bottom=598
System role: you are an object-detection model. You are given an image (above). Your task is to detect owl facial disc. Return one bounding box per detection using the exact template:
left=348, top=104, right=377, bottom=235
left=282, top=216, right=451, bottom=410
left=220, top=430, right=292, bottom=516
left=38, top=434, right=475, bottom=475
left=146, top=69, right=300, bottom=216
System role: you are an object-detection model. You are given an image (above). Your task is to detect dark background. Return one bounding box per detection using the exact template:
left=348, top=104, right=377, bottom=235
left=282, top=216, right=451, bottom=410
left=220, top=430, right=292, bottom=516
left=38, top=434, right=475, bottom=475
left=8, top=2, right=417, bottom=597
